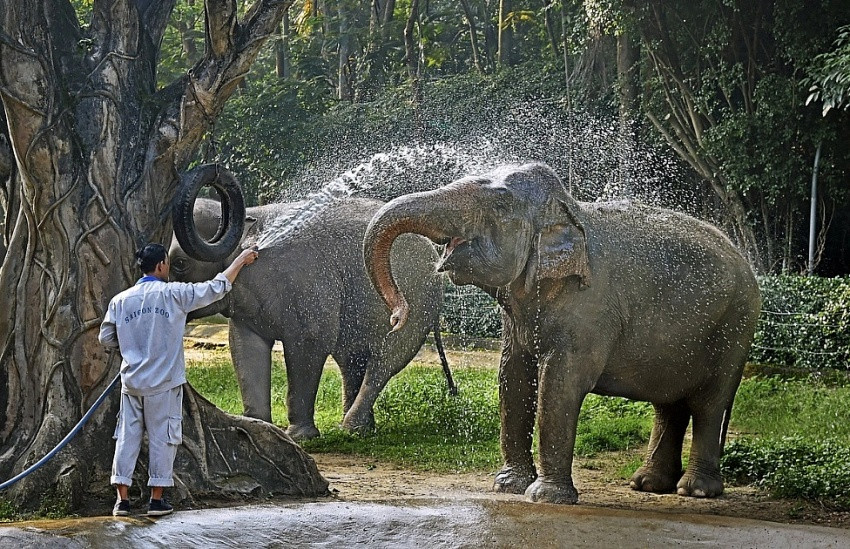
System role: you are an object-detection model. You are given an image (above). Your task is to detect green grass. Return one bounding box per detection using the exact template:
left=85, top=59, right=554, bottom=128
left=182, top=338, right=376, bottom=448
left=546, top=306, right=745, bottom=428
left=186, top=354, right=652, bottom=472
left=730, top=375, right=850, bottom=441
left=722, top=374, right=850, bottom=509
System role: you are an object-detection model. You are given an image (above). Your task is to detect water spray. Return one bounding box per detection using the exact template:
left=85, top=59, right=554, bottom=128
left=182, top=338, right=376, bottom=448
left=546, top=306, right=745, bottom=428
left=254, top=143, right=504, bottom=251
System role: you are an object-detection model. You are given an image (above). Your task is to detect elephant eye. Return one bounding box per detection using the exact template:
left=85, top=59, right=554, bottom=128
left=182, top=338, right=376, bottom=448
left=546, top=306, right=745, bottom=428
left=171, top=257, right=189, bottom=273
left=492, top=187, right=512, bottom=210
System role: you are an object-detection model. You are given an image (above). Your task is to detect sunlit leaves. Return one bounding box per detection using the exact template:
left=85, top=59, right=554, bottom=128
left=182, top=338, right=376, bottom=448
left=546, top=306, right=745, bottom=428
left=805, top=25, right=850, bottom=116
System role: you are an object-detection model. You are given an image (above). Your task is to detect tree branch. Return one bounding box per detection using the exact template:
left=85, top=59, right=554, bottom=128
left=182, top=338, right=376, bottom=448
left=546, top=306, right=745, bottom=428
left=205, top=0, right=239, bottom=58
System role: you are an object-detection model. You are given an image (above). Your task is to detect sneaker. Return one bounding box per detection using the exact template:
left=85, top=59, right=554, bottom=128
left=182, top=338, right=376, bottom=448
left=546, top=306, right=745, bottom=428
left=112, top=499, right=130, bottom=517
left=147, top=498, right=173, bottom=517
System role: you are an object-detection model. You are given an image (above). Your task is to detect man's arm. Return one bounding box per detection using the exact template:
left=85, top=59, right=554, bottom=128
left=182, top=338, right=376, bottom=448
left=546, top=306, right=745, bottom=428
left=98, top=317, right=119, bottom=349
left=222, top=247, right=259, bottom=283
left=175, top=248, right=260, bottom=312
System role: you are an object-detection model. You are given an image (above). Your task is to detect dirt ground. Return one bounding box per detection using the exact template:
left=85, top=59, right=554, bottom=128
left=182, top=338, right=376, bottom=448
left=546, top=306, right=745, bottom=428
left=183, top=325, right=850, bottom=531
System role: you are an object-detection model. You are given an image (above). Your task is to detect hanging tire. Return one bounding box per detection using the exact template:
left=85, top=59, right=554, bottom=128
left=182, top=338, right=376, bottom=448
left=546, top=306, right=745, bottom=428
left=172, top=164, right=245, bottom=262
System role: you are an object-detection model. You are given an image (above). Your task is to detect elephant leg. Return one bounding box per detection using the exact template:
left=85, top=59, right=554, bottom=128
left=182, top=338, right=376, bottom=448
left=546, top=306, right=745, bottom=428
left=677, top=342, right=747, bottom=498
left=630, top=401, right=689, bottom=493
left=493, top=342, right=538, bottom=495
left=336, top=349, right=370, bottom=415
left=525, top=349, right=596, bottom=504
left=229, top=321, right=274, bottom=423
left=340, top=354, right=388, bottom=434
left=282, top=337, right=329, bottom=442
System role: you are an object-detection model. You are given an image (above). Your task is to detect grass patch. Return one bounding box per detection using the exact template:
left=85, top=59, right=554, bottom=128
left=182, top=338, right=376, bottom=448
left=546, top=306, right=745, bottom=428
left=722, top=437, right=850, bottom=509
left=186, top=358, right=653, bottom=472
left=187, top=357, right=850, bottom=509
left=731, top=375, right=850, bottom=441
left=0, top=495, right=73, bottom=523
left=724, top=375, right=850, bottom=510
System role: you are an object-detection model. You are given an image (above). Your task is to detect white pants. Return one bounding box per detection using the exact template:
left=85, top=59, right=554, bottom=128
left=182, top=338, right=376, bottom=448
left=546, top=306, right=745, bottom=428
left=111, top=385, right=183, bottom=487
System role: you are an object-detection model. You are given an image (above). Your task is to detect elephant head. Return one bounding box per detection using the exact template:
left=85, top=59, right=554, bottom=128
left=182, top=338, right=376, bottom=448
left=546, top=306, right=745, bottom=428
left=364, top=162, right=590, bottom=330
left=169, top=198, right=256, bottom=318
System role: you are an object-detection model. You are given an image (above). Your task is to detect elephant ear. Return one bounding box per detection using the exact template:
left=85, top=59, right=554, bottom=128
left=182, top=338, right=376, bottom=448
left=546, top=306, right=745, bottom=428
left=524, top=198, right=591, bottom=293
left=239, top=215, right=260, bottom=248
left=244, top=215, right=258, bottom=237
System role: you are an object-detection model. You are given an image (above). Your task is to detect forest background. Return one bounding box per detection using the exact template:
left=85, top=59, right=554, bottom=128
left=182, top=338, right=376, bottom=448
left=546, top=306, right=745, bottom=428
left=137, top=0, right=850, bottom=276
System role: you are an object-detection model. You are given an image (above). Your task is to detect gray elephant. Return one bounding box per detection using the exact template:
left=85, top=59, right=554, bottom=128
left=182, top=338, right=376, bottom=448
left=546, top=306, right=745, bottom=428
left=170, top=197, right=452, bottom=440
left=364, top=162, right=761, bottom=504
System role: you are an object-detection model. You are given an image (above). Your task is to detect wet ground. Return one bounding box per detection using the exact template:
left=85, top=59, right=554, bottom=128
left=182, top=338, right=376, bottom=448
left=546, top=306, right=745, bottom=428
left=3, top=497, right=849, bottom=548
left=3, top=452, right=849, bottom=548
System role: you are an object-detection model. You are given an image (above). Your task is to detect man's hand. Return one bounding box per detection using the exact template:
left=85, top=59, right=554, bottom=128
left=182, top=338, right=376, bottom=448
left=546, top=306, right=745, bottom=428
left=237, top=246, right=260, bottom=266
left=224, top=247, right=260, bottom=283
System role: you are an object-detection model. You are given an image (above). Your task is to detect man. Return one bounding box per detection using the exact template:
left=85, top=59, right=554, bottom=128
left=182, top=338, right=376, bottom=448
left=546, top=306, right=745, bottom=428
left=99, top=243, right=259, bottom=517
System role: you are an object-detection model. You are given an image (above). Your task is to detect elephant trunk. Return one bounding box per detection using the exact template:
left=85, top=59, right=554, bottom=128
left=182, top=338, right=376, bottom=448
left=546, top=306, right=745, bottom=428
left=364, top=190, right=457, bottom=331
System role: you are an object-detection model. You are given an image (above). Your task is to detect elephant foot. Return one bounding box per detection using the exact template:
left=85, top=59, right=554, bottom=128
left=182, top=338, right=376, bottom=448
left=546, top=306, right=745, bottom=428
left=630, top=464, right=682, bottom=493
left=676, top=468, right=724, bottom=498
left=286, top=424, right=321, bottom=442
left=493, top=464, right=537, bottom=494
left=340, top=411, right=376, bottom=435
left=525, top=477, right=579, bottom=504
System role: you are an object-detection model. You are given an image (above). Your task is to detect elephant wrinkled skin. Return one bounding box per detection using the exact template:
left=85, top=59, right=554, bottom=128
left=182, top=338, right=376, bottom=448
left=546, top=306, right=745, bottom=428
left=364, top=162, right=761, bottom=504
left=170, top=197, right=445, bottom=440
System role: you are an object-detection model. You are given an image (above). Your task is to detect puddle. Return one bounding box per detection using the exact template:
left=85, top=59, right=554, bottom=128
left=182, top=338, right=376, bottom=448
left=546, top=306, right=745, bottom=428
left=2, top=499, right=848, bottom=548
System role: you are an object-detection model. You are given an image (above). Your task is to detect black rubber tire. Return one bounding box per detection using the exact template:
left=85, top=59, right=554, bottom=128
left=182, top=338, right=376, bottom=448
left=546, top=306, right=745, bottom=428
left=172, top=164, right=245, bottom=262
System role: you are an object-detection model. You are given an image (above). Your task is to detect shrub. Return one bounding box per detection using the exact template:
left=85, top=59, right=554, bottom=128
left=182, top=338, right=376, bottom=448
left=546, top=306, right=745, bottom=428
left=753, top=275, right=850, bottom=370
left=722, top=437, right=850, bottom=510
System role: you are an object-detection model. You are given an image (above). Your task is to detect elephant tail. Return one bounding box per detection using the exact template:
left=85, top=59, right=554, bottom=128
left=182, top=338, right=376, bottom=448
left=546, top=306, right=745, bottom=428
left=433, top=321, right=458, bottom=396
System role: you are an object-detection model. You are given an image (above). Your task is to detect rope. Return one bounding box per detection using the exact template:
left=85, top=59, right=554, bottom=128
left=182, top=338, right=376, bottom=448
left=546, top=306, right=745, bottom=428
left=0, top=373, right=120, bottom=491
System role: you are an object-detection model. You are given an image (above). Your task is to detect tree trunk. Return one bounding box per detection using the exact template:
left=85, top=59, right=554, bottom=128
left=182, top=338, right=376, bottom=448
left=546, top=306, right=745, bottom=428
left=337, top=0, right=355, bottom=101
left=636, top=1, right=765, bottom=271
left=543, top=0, right=560, bottom=60
left=459, top=0, right=484, bottom=73
left=497, top=0, right=515, bottom=66
left=616, top=24, right=640, bottom=189
left=276, top=12, right=291, bottom=79
left=357, top=0, right=396, bottom=100
left=0, top=0, right=327, bottom=512
left=404, top=0, right=424, bottom=122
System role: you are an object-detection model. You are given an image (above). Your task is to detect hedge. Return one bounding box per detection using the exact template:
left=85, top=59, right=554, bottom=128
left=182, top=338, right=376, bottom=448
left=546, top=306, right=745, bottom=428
left=752, top=275, right=850, bottom=371
left=439, top=275, right=850, bottom=371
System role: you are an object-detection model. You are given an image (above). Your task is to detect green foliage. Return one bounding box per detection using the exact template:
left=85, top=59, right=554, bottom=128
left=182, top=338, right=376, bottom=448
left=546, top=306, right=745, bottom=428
left=805, top=25, right=850, bottom=116
left=723, top=375, right=850, bottom=510
left=0, top=499, right=16, bottom=522
left=211, top=62, right=570, bottom=204
left=575, top=395, right=652, bottom=457
left=0, top=494, right=73, bottom=522
left=635, top=0, right=850, bottom=271
left=752, top=275, right=850, bottom=370
left=722, top=437, right=850, bottom=509
left=213, top=74, right=335, bottom=204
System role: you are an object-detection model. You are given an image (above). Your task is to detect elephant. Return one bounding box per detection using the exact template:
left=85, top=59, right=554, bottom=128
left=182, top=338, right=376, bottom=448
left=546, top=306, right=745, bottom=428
left=169, top=196, right=454, bottom=441
left=363, top=162, right=761, bottom=504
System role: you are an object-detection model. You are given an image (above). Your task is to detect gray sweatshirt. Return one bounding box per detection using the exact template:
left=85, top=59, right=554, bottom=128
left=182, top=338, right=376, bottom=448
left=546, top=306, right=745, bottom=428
left=99, top=273, right=232, bottom=396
